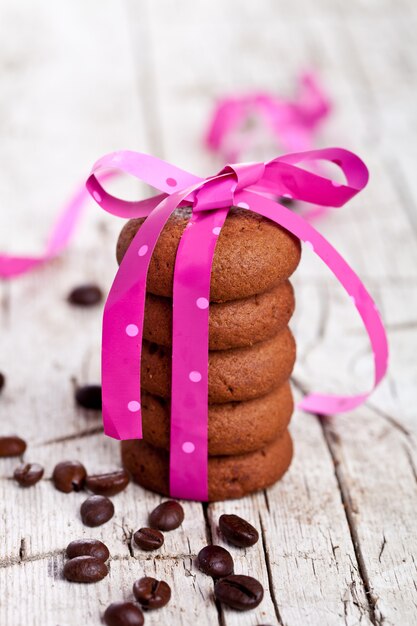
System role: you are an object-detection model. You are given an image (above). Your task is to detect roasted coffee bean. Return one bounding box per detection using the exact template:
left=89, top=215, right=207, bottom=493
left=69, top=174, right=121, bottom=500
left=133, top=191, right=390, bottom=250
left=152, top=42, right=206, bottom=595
left=149, top=500, right=184, bottom=531
left=214, top=574, right=264, bottom=611
left=133, top=576, right=171, bottom=609
left=80, top=495, right=114, bottom=527
left=67, top=284, right=102, bottom=307
left=86, top=469, right=130, bottom=496
left=197, top=545, right=234, bottom=578
left=104, top=602, right=144, bottom=626
left=66, top=539, right=110, bottom=562
left=279, top=196, right=295, bottom=207
left=134, top=527, right=164, bottom=551
left=219, top=513, right=259, bottom=547
left=63, top=555, right=108, bottom=583
left=0, top=436, right=26, bottom=458
left=13, top=463, right=44, bottom=487
left=0, top=372, right=5, bottom=392
left=52, top=460, right=87, bottom=493
left=75, top=384, right=102, bottom=410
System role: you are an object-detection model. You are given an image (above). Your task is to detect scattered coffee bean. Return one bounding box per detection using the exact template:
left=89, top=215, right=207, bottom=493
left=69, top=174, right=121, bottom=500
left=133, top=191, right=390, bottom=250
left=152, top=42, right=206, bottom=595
left=86, top=469, right=130, bottom=496
left=279, top=196, right=295, bottom=207
left=0, top=436, right=27, bottom=458
left=219, top=513, right=259, bottom=547
left=13, top=463, right=44, bottom=487
left=52, top=460, right=87, bottom=493
left=149, top=500, right=184, bottom=531
left=197, top=545, right=234, bottom=578
left=133, top=576, right=171, bottom=609
left=67, top=284, right=102, bottom=307
left=0, top=372, right=5, bottom=392
left=63, top=555, right=108, bottom=583
left=66, top=539, right=109, bottom=562
left=133, top=527, right=164, bottom=551
left=80, top=495, right=114, bottom=527
left=75, top=384, right=102, bottom=410
left=214, top=574, right=264, bottom=611
left=104, top=602, right=144, bottom=626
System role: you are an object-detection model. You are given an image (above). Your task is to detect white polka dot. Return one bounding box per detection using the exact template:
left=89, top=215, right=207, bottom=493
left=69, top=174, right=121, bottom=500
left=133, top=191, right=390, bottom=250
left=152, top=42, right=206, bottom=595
left=189, top=371, right=202, bottom=383
left=182, top=441, right=195, bottom=454
left=128, top=401, right=141, bottom=412
left=138, top=245, right=148, bottom=257
left=125, top=324, right=139, bottom=337
left=212, top=227, right=221, bottom=236
left=93, top=191, right=102, bottom=203
left=196, top=297, right=209, bottom=309
left=237, top=201, right=250, bottom=209
left=282, top=193, right=293, bottom=199
left=304, top=241, right=314, bottom=251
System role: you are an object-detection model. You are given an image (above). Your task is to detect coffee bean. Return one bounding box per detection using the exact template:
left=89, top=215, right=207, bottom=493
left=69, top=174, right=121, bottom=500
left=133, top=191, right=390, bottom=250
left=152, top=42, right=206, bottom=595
left=219, top=514, right=259, bottom=547
left=214, top=574, right=264, bottom=611
left=67, top=284, right=102, bottom=307
left=0, top=372, right=5, bottom=392
left=149, top=500, right=184, bottom=531
left=52, top=460, right=87, bottom=493
left=75, top=384, right=102, bottom=410
left=104, top=602, right=144, bottom=626
left=13, top=463, right=44, bottom=487
left=86, top=469, right=130, bottom=496
left=80, top=495, right=114, bottom=527
left=197, top=545, right=234, bottom=578
left=133, top=576, right=171, bottom=609
left=134, top=527, right=164, bottom=551
left=66, top=539, right=110, bottom=562
left=279, top=196, right=295, bottom=207
left=0, top=436, right=26, bottom=458
left=63, top=555, right=108, bottom=583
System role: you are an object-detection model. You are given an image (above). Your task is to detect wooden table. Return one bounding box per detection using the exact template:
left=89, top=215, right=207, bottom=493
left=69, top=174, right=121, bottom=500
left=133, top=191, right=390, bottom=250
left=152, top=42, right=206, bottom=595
left=1, top=1, right=416, bottom=624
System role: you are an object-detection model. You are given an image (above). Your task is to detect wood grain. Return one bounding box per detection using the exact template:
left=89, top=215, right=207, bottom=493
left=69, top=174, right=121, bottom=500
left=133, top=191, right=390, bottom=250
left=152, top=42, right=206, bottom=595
left=0, top=0, right=416, bottom=624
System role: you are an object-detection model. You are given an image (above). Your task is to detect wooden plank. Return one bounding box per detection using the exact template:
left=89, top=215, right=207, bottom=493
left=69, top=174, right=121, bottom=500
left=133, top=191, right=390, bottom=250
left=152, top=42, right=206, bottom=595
left=0, top=556, right=217, bottom=626
left=208, top=407, right=372, bottom=626
left=0, top=2, right=217, bottom=625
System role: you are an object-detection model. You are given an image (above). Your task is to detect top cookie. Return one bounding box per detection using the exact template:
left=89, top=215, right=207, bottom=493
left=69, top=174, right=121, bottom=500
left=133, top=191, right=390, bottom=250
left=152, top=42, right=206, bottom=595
left=116, top=206, right=301, bottom=302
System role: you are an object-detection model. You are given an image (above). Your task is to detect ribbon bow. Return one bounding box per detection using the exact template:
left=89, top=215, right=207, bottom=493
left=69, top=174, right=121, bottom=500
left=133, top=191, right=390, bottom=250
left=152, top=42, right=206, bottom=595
left=87, top=147, right=388, bottom=502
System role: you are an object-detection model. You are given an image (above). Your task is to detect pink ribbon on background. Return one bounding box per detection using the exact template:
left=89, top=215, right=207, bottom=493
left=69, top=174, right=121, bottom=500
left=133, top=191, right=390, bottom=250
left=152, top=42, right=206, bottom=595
left=0, top=72, right=330, bottom=280
left=205, top=72, right=332, bottom=220
left=86, top=148, right=389, bottom=502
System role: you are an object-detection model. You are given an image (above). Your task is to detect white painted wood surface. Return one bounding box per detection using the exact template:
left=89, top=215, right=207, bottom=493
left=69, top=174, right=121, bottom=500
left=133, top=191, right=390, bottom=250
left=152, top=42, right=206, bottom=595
left=0, top=1, right=416, bottom=624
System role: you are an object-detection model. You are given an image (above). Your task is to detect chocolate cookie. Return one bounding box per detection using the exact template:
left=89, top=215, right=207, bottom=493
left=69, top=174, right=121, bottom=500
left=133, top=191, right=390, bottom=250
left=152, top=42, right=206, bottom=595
left=117, top=207, right=301, bottom=302
left=141, top=382, right=293, bottom=456
left=143, top=281, right=295, bottom=351
left=141, top=328, right=296, bottom=403
left=121, top=430, right=293, bottom=501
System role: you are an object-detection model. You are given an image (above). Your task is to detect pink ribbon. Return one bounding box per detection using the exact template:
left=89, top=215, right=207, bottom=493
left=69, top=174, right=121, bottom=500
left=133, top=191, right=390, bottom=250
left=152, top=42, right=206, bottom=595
left=0, top=74, right=329, bottom=280
left=206, top=72, right=331, bottom=161
left=205, top=72, right=332, bottom=221
left=86, top=147, right=388, bottom=502
left=0, top=172, right=119, bottom=279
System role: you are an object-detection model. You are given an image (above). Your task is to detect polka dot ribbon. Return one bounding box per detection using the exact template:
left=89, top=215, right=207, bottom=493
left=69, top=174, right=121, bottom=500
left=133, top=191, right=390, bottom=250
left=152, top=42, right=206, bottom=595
left=205, top=71, right=333, bottom=220
left=85, top=147, right=388, bottom=502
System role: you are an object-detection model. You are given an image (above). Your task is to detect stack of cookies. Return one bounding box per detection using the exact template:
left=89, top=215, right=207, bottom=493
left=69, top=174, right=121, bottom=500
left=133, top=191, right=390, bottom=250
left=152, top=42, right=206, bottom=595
left=117, top=207, right=301, bottom=501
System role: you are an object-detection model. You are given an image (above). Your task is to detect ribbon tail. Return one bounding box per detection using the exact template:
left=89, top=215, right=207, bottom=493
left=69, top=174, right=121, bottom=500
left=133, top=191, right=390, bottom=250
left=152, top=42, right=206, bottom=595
left=237, top=189, right=388, bottom=415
